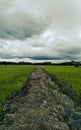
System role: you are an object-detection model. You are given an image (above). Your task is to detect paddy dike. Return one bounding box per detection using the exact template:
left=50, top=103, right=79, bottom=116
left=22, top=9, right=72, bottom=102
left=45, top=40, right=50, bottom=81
left=0, top=67, right=71, bottom=130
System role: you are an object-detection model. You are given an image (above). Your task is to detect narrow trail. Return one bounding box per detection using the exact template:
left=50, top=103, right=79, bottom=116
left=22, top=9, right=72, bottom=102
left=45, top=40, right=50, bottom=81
left=0, top=67, right=70, bottom=130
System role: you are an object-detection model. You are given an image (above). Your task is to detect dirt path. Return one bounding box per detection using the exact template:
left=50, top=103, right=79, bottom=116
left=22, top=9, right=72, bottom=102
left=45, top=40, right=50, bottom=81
left=0, top=67, right=70, bottom=130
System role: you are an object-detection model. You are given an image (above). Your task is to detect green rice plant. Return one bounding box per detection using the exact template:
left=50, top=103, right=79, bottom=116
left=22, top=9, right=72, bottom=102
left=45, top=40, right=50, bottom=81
left=41, top=66, right=81, bottom=104
left=0, top=65, right=35, bottom=112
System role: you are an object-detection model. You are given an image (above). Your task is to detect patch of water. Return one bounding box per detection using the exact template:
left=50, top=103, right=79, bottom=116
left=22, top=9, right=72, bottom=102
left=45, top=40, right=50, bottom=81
left=48, top=77, right=81, bottom=130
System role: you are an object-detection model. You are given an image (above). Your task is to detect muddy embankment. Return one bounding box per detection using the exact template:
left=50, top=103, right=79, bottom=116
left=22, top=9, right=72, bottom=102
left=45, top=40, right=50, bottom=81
left=0, top=67, right=81, bottom=130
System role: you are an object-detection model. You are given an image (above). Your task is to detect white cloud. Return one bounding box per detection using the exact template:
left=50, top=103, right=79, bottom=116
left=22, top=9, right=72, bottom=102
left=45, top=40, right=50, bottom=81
left=0, top=0, right=81, bottom=61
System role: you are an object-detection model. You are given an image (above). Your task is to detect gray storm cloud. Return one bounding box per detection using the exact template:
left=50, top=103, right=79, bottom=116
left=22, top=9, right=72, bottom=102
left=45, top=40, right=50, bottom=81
left=0, top=0, right=81, bottom=39
left=0, top=0, right=81, bottom=60
left=0, top=0, right=50, bottom=39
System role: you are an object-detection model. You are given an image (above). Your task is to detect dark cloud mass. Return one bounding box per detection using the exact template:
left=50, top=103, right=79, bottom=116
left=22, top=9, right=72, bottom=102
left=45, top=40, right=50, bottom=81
left=0, top=0, right=50, bottom=39
left=0, top=0, right=81, bottom=61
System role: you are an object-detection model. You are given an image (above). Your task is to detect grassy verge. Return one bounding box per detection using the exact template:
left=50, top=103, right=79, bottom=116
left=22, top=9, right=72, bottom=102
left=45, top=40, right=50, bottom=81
left=0, top=65, right=35, bottom=112
left=41, top=66, right=81, bottom=105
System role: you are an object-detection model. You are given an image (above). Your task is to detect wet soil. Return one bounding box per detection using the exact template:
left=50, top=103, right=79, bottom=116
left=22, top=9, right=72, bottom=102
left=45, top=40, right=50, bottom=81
left=0, top=67, right=71, bottom=130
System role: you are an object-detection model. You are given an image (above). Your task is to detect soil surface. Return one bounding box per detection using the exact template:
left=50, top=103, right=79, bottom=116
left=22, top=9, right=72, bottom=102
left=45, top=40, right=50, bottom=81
left=0, top=67, right=70, bottom=130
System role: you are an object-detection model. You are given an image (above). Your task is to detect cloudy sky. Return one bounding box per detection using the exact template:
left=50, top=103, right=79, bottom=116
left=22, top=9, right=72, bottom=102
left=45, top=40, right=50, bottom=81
left=0, top=0, right=81, bottom=62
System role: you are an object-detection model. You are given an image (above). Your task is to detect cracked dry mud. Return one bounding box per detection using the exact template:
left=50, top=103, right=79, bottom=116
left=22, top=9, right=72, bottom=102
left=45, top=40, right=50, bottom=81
left=0, top=67, right=70, bottom=130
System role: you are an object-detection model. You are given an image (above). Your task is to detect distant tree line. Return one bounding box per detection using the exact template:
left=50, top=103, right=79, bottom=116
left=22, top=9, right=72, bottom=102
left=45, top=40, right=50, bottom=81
left=0, top=61, right=81, bottom=66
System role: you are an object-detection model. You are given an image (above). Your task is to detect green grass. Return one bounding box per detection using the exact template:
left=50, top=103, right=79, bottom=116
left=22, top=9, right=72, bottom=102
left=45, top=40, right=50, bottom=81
left=0, top=65, right=35, bottom=112
left=41, top=66, right=81, bottom=104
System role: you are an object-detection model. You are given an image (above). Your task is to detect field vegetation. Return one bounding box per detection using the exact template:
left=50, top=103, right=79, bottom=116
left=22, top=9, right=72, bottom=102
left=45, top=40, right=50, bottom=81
left=41, top=66, right=81, bottom=105
left=0, top=65, right=35, bottom=112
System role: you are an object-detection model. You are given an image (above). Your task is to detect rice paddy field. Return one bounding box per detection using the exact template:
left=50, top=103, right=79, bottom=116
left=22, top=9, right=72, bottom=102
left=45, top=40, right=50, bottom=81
left=41, top=66, right=81, bottom=104
left=0, top=65, right=35, bottom=112
left=0, top=65, right=81, bottom=113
